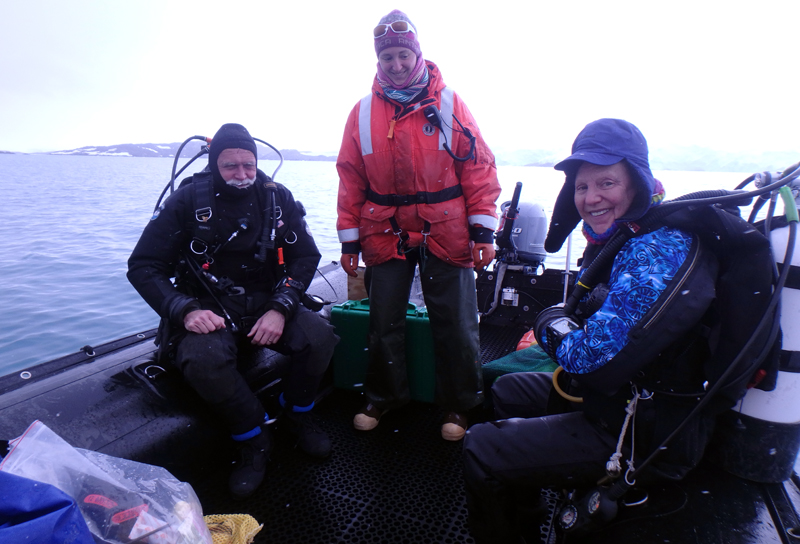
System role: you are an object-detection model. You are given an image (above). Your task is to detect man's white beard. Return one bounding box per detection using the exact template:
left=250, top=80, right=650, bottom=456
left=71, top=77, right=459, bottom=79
left=226, top=176, right=256, bottom=189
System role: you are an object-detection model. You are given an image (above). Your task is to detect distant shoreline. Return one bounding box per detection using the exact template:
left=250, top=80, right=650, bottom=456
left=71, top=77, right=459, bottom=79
left=1, top=145, right=796, bottom=173
left=1, top=142, right=336, bottom=162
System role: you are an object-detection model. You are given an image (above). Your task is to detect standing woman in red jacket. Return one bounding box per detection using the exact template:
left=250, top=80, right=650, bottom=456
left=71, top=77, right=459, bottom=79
left=336, top=9, right=501, bottom=441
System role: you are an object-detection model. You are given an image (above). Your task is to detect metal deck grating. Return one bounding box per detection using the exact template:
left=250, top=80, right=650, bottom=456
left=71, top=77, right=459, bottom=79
left=192, top=389, right=477, bottom=543
left=479, top=323, right=528, bottom=363
left=186, top=322, right=557, bottom=543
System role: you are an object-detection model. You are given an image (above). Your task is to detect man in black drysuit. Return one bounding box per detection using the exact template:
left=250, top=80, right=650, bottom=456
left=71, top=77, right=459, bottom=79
left=128, top=123, right=339, bottom=499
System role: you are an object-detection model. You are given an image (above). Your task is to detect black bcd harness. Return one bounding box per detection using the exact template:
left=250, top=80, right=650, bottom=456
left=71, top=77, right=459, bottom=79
left=181, top=171, right=282, bottom=267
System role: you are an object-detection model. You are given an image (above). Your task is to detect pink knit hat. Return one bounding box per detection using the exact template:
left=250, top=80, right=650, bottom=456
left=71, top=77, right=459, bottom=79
left=374, top=9, right=422, bottom=57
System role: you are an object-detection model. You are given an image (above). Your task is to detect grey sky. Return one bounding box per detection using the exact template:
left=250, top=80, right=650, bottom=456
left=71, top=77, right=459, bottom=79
left=2, top=0, right=797, bottom=157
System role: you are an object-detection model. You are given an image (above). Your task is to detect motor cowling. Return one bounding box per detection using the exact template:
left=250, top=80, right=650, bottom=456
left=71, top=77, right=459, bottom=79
left=497, top=201, right=547, bottom=265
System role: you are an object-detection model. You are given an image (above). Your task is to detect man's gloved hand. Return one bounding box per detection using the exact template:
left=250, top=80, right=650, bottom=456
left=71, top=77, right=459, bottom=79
left=533, top=304, right=582, bottom=359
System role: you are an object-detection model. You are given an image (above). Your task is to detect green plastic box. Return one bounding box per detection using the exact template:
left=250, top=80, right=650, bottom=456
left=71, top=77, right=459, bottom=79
left=331, top=299, right=435, bottom=403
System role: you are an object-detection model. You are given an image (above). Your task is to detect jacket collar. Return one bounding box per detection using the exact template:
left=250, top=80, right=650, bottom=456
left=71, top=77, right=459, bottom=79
left=372, top=59, right=445, bottom=108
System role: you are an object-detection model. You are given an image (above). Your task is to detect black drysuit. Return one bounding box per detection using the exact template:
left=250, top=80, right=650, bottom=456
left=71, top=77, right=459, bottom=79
left=128, top=169, right=338, bottom=434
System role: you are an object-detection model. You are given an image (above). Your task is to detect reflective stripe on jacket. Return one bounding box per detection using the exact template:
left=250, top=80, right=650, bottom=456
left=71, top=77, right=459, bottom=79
left=336, top=60, right=500, bottom=268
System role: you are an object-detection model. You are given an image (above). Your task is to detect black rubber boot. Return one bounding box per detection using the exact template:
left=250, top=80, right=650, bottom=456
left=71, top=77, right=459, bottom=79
left=228, top=428, right=273, bottom=500
left=281, top=410, right=331, bottom=458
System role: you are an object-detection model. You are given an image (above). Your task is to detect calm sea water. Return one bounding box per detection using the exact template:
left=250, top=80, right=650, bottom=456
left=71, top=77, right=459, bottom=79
left=0, top=154, right=752, bottom=378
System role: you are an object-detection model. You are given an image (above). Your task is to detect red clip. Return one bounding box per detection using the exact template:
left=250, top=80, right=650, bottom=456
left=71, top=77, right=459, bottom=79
left=278, top=247, right=284, bottom=265
left=111, top=504, right=148, bottom=524
left=84, top=494, right=118, bottom=509
left=747, top=368, right=768, bottom=389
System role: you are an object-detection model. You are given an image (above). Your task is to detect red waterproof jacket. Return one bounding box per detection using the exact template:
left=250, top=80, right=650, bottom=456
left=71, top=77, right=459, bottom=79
left=336, top=61, right=500, bottom=268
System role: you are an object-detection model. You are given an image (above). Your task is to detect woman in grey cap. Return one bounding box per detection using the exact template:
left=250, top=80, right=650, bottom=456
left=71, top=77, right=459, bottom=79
left=462, top=119, right=724, bottom=543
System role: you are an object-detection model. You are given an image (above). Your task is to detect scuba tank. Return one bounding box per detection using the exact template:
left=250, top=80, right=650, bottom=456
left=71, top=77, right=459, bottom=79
left=714, top=175, right=800, bottom=483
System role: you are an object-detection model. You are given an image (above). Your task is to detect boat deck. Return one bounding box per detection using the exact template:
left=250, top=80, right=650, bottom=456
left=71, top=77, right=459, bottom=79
left=2, top=262, right=799, bottom=543
left=186, top=383, right=800, bottom=544
left=184, top=322, right=800, bottom=544
left=181, top=322, right=526, bottom=543
left=193, top=389, right=480, bottom=543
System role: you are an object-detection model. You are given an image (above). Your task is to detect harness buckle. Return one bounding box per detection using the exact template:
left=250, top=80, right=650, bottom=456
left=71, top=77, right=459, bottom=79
left=195, top=207, right=212, bottom=222
left=421, top=221, right=431, bottom=247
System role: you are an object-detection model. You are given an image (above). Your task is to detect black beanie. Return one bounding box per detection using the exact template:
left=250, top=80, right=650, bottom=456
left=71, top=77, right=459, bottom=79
left=208, top=123, right=258, bottom=183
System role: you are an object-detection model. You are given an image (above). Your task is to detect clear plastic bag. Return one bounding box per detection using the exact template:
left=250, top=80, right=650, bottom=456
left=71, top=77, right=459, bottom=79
left=0, top=420, right=212, bottom=544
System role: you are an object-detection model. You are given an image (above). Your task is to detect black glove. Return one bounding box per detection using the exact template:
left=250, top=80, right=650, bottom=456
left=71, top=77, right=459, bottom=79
left=534, top=304, right=582, bottom=359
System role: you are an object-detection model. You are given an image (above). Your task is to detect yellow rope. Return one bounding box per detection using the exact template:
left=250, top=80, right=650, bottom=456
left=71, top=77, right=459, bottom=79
left=204, top=514, right=263, bottom=544
left=552, top=366, right=583, bottom=403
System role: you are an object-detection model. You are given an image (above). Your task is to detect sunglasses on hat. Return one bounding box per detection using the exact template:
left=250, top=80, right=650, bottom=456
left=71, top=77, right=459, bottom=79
left=373, top=21, right=416, bottom=38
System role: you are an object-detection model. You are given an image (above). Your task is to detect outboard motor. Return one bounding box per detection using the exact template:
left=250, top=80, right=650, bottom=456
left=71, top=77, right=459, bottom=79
left=477, top=182, right=572, bottom=328
left=501, top=201, right=547, bottom=266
